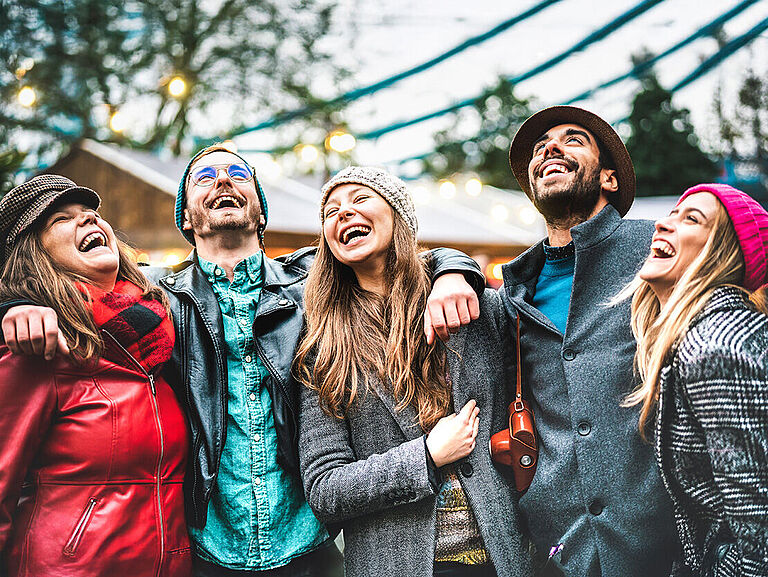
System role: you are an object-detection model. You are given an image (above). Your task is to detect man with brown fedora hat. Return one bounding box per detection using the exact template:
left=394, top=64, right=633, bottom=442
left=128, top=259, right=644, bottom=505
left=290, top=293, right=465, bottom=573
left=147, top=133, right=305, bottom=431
left=501, top=106, right=678, bottom=577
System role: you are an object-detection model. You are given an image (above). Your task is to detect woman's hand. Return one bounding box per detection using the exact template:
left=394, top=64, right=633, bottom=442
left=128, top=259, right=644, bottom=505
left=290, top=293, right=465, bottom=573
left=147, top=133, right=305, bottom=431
left=425, top=399, right=480, bottom=467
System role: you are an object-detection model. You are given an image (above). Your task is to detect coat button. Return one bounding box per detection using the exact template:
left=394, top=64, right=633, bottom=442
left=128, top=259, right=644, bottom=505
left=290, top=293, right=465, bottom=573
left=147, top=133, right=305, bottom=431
left=577, top=421, right=591, bottom=436
left=459, top=461, right=474, bottom=478
left=588, top=500, right=603, bottom=516
left=278, top=299, right=290, bottom=306
left=562, top=348, right=576, bottom=361
left=165, top=277, right=175, bottom=285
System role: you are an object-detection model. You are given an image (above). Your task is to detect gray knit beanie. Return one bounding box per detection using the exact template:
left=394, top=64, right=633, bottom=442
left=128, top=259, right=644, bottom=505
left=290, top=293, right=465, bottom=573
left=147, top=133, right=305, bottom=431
left=320, top=166, right=417, bottom=235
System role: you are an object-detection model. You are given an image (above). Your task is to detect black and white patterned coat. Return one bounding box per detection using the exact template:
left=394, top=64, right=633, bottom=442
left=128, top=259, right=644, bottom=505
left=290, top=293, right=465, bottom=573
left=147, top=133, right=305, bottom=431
left=655, top=286, right=768, bottom=577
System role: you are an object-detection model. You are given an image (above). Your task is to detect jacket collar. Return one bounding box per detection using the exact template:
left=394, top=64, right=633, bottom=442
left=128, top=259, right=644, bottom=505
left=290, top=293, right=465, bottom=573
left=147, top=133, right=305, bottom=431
left=168, top=249, right=310, bottom=288
left=501, top=204, right=622, bottom=290
left=569, top=203, right=623, bottom=251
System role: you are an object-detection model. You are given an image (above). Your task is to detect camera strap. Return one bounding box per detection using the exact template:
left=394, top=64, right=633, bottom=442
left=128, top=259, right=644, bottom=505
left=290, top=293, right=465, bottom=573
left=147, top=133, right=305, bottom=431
left=513, top=315, right=525, bottom=412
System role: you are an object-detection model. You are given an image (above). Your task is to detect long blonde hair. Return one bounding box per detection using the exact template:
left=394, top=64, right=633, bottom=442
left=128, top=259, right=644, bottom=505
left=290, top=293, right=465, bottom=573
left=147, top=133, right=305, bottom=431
left=294, top=214, right=451, bottom=431
left=0, top=229, right=168, bottom=364
left=619, top=202, right=748, bottom=438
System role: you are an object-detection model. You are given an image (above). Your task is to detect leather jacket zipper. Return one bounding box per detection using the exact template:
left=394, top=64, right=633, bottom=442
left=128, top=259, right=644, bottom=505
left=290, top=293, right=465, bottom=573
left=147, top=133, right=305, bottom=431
left=63, top=497, right=98, bottom=557
left=102, top=331, right=165, bottom=573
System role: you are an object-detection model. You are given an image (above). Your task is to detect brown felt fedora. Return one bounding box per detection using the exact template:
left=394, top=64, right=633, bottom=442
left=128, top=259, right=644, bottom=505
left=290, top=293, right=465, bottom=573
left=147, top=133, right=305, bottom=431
left=508, top=105, right=635, bottom=216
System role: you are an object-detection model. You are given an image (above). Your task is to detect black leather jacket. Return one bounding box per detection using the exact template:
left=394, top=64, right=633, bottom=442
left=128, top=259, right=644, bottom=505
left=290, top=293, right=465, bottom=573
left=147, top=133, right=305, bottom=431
left=142, top=246, right=482, bottom=528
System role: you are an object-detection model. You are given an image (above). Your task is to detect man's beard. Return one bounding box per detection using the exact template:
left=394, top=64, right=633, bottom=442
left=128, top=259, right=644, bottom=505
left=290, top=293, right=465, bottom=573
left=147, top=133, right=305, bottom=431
left=186, top=200, right=262, bottom=236
left=530, top=161, right=602, bottom=229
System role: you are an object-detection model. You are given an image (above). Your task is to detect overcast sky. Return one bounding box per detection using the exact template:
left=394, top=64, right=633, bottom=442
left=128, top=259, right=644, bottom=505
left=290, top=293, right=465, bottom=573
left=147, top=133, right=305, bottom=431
left=234, top=0, right=768, bottom=178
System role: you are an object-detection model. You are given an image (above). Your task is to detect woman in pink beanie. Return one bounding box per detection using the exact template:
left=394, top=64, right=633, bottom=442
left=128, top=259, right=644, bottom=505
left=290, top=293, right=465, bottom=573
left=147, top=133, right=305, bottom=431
left=619, top=183, right=768, bottom=577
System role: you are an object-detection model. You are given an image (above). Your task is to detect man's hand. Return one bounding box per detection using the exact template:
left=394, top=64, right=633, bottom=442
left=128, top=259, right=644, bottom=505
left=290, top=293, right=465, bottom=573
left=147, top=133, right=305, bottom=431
left=2, top=305, right=69, bottom=360
left=424, top=273, right=480, bottom=344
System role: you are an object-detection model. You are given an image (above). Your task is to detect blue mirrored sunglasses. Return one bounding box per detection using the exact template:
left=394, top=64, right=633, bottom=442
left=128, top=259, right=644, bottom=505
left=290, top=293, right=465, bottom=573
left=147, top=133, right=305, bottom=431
left=190, top=163, right=253, bottom=186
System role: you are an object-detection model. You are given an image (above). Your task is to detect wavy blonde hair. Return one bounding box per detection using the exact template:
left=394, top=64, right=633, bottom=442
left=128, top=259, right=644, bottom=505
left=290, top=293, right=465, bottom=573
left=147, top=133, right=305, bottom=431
left=617, top=201, right=753, bottom=438
left=294, top=214, right=451, bottom=432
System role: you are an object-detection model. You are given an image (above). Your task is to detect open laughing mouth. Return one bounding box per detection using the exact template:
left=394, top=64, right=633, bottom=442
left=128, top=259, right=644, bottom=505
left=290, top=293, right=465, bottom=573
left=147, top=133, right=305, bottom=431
left=538, top=159, right=574, bottom=179
left=650, top=239, right=676, bottom=259
left=208, top=194, right=243, bottom=210
left=340, top=225, right=371, bottom=245
left=78, top=231, right=108, bottom=252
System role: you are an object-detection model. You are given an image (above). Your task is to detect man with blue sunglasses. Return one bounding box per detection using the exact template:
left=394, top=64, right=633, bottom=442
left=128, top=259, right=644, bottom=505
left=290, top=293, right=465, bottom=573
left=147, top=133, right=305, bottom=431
left=2, top=144, right=485, bottom=577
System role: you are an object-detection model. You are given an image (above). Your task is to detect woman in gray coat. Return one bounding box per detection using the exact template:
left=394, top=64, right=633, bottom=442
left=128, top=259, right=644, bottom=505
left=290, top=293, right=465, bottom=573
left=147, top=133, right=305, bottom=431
left=621, top=184, right=768, bottom=577
left=294, top=167, right=532, bottom=577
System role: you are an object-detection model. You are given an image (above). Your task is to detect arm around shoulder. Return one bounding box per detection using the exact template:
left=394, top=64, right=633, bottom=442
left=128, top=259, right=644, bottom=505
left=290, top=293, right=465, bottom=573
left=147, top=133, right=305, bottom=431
left=424, top=247, right=484, bottom=295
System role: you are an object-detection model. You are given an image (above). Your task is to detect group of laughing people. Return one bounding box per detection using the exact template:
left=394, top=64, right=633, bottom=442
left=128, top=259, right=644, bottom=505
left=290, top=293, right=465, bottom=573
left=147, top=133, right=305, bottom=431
left=0, top=105, right=766, bottom=577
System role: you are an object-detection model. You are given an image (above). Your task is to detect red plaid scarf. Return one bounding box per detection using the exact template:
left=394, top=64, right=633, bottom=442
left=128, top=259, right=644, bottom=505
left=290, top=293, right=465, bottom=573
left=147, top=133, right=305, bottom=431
left=80, top=280, right=174, bottom=374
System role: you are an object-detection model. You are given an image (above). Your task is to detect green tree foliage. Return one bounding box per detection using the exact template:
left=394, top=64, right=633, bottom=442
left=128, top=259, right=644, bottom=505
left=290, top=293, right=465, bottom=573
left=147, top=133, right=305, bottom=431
left=1, top=0, right=345, bottom=160
left=710, top=66, right=768, bottom=202
left=713, top=66, right=767, bottom=161
left=422, top=78, right=534, bottom=189
left=625, top=74, right=717, bottom=196
left=0, top=148, right=27, bottom=196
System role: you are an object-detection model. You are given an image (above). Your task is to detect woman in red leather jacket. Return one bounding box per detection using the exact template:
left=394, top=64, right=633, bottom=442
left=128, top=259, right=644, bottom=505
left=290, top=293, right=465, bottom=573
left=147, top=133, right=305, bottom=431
left=0, top=175, right=191, bottom=576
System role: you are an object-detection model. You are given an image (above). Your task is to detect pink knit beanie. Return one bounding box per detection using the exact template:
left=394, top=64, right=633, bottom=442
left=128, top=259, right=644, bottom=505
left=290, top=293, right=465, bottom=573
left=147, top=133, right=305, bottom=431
left=677, top=183, right=768, bottom=291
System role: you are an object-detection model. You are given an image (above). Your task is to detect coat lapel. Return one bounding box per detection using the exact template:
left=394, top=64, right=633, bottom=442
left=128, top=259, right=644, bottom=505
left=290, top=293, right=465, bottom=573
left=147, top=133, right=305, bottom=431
left=370, top=376, right=423, bottom=441
left=371, top=330, right=468, bottom=439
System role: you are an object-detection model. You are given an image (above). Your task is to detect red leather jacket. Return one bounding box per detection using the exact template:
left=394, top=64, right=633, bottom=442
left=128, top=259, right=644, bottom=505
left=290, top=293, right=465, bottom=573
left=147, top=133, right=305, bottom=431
left=0, top=339, right=191, bottom=577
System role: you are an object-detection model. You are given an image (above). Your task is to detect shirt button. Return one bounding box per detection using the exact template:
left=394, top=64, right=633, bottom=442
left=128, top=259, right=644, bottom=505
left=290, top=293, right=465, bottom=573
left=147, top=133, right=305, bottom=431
left=577, top=421, right=591, bottom=436
left=588, top=500, right=603, bottom=516
left=215, top=268, right=223, bottom=276
left=562, top=348, right=576, bottom=361
left=249, top=393, right=256, bottom=401
left=245, top=355, right=252, bottom=363
left=239, top=318, right=248, bottom=326
left=278, top=299, right=289, bottom=306
left=165, top=277, right=175, bottom=285
left=254, top=477, right=262, bottom=486
left=253, top=433, right=260, bottom=442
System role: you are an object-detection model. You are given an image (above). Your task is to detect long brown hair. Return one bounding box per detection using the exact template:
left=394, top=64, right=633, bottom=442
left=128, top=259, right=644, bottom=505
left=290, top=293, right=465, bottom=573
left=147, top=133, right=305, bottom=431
left=294, top=214, right=451, bottom=431
left=617, top=202, right=750, bottom=438
left=0, top=228, right=168, bottom=364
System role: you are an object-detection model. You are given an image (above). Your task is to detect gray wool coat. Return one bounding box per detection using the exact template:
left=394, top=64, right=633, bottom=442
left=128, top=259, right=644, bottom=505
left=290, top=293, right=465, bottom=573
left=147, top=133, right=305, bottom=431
left=656, top=287, right=768, bottom=577
left=500, top=205, right=679, bottom=577
left=298, top=291, right=533, bottom=577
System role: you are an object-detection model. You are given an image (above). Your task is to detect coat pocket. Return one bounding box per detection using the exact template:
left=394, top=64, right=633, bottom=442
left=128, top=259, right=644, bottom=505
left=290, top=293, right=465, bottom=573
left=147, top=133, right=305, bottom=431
left=63, top=497, right=99, bottom=557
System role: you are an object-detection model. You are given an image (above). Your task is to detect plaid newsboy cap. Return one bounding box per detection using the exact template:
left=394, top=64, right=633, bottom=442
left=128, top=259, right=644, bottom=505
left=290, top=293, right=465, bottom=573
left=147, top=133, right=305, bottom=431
left=0, top=174, right=101, bottom=268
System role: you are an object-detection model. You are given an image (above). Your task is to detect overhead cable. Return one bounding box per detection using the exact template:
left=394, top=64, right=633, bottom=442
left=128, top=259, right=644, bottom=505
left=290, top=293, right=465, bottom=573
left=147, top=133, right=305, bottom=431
left=564, top=0, right=759, bottom=104
left=230, top=0, right=563, bottom=137
left=355, top=0, right=666, bottom=141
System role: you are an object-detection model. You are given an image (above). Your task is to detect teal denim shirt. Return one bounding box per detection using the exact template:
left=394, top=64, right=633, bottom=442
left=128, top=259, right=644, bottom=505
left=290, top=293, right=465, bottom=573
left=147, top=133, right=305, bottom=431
left=190, top=252, right=328, bottom=570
